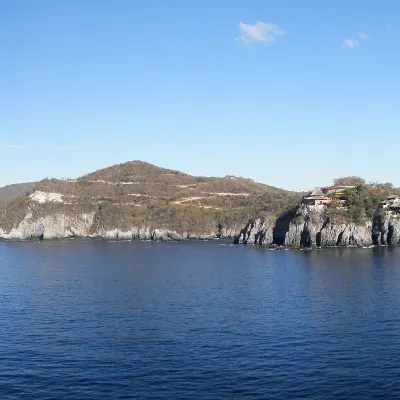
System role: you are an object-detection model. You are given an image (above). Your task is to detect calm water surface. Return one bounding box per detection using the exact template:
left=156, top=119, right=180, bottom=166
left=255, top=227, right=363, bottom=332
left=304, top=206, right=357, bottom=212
left=0, top=240, right=400, bottom=399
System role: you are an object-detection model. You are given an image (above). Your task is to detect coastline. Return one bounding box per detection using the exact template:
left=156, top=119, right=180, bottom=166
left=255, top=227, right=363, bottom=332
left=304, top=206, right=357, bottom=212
left=0, top=233, right=395, bottom=251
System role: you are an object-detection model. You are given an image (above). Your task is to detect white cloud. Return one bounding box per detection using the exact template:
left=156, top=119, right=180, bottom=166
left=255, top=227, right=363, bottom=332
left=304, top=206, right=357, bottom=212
left=343, top=32, right=370, bottom=49
left=358, top=32, right=369, bottom=40
left=343, top=39, right=359, bottom=49
left=0, top=143, right=77, bottom=150
left=236, top=22, right=285, bottom=45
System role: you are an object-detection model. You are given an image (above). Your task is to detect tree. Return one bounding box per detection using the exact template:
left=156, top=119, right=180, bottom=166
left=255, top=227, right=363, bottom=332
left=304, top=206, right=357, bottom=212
left=333, top=176, right=366, bottom=186
left=343, top=188, right=364, bottom=223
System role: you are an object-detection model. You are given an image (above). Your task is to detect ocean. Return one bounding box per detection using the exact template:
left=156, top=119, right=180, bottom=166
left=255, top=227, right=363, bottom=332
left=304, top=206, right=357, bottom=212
left=1, top=240, right=399, bottom=399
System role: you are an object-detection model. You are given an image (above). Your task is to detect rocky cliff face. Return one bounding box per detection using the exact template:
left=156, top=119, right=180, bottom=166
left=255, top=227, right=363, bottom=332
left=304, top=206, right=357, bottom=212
left=284, top=210, right=374, bottom=247
left=372, top=214, right=400, bottom=246
left=233, top=219, right=274, bottom=245
left=235, top=206, right=400, bottom=248
left=101, top=226, right=236, bottom=241
left=0, top=212, right=95, bottom=240
left=0, top=210, right=239, bottom=241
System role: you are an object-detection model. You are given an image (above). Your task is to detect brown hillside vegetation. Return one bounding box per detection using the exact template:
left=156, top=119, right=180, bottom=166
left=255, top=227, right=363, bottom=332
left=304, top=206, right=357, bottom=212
left=0, top=161, right=302, bottom=236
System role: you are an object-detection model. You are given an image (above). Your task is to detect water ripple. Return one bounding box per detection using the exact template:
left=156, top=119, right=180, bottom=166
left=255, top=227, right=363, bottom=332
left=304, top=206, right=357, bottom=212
left=0, top=241, right=400, bottom=399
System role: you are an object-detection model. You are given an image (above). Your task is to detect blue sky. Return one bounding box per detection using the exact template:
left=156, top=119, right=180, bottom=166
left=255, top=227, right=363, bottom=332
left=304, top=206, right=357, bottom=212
left=1, top=0, right=399, bottom=190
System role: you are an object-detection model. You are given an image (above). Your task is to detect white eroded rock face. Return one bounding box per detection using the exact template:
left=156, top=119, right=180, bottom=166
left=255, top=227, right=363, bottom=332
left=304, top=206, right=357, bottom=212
left=0, top=212, right=95, bottom=240
left=0, top=210, right=238, bottom=241
left=102, top=228, right=218, bottom=241
left=29, top=191, right=65, bottom=204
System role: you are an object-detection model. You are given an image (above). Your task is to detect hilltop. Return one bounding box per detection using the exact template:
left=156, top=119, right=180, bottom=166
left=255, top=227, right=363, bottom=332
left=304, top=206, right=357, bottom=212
left=0, top=161, right=301, bottom=240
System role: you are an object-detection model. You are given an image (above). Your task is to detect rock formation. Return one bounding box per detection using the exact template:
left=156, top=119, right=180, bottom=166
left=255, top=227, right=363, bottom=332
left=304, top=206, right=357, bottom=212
left=0, top=210, right=239, bottom=241
left=234, top=205, right=400, bottom=248
left=233, top=219, right=274, bottom=245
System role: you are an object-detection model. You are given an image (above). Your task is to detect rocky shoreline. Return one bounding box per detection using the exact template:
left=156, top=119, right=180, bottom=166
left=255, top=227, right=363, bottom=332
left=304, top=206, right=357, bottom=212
left=1, top=208, right=399, bottom=250
left=2, top=202, right=400, bottom=249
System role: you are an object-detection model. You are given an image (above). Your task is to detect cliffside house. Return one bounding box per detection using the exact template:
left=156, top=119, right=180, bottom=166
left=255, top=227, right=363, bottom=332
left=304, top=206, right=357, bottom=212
left=324, top=185, right=355, bottom=194
left=323, top=185, right=355, bottom=206
left=388, top=195, right=400, bottom=206
left=302, top=187, right=331, bottom=207
left=303, top=185, right=356, bottom=208
left=382, top=195, right=400, bottom=213
left=324, top=185, right=354, bottom=198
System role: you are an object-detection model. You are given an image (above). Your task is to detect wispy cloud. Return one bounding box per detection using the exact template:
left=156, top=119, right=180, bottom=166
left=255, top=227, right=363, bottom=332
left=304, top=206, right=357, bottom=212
left=0, top=143, right=78, bottom=151
left=343, top=31, right=370, bottom=49
left=358, top=32, right=369, bottom=40
left=236, top=22, right=285, bottom=45
left=343, top=39, right=359, bottom=49
left=274, top=154, right=295, bottom=160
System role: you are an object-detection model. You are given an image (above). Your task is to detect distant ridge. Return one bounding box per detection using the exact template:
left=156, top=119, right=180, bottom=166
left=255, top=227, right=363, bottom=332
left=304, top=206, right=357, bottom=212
left=0, top=182, right=37, bottom=204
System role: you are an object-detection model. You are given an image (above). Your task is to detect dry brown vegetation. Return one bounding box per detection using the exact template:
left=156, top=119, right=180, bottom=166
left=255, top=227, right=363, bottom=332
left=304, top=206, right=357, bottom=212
left=0, top=161, right=302, bottom=235
left=0, top=197, right=30, bottom=231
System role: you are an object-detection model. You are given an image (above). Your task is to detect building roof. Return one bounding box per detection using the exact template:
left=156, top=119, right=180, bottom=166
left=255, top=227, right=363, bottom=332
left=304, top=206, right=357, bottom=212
left=304, top=196, right=330, bottom=201
left=325, top=186, right=354, bottom=193
left=310, top=187, right=325, bottom=197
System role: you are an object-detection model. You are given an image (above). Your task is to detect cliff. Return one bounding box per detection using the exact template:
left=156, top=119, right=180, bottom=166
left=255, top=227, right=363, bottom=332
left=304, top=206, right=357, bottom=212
left=234, top=206, right=400, bottom=248
left=0, top=209, right=231, bottom=241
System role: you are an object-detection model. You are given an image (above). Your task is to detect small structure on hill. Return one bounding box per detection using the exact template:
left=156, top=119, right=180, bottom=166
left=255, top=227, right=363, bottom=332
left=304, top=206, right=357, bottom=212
left=302, top=187, right=331, bottom=207
left=324, top=186, right=355, bottom=205
left=388, top=195, right=400, bottom=206
left=382, top=195, right=400, bottom=215
left=302, top=185, right=358, bottom=209
left=324, top=185, right=355, bottom=194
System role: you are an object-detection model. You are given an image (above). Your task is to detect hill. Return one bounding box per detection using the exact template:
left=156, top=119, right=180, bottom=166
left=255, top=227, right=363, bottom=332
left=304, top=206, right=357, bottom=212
left=0, top=161, right=302, bottom=240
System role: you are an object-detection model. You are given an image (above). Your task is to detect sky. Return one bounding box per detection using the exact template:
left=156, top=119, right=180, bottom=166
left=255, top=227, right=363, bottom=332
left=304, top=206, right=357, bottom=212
left=1, top=0, right=399, bottom=191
